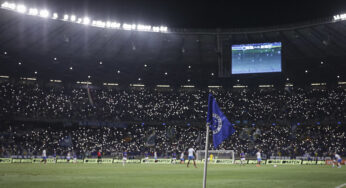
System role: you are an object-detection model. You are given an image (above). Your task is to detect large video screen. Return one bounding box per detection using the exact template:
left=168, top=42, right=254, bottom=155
left=231, top=42, right=282, bottom=74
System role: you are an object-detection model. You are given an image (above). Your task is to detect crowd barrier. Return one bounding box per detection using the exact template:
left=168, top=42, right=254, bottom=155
left=0, top=158, right=344, bottom=165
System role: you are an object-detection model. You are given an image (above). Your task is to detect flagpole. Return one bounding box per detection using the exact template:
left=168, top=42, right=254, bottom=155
left=203, top=123, right=210, bottom=188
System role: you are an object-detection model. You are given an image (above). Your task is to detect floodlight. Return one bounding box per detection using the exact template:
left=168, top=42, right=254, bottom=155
left=28, top=8, right=38, bottom=15
left=123, top=23, right=136, bottom=30
left=52, top=13, right=58, bottom=19
left=110, top=22, right=121, bottom=28
left=16, top=4, right=26, bottom=13
left=152, top=26, right=160, bottom=32
left=83, top=17, right=90, bottom=25
left=6, top=2, right=16, bottom=10
left=70, top=15, right=76, bottom=22
left=137, top=24, right=151, bottom=31
left=160, top=26, right=168, bottom=32
left=63, top=14, right=69, bottom=20
left=39, top=9, right=49, bottom=18
left=106, top=21, right=111, bottom=28
left=92, top=20, right=106, bottom=28
left=122, top=23, right=132, bottom=30
left=1, top=2, right=8, bottom=8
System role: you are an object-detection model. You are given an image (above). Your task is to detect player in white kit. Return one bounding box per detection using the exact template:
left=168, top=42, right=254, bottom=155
left=180, top=152, right=185, bottom=164
left=187, top=147, right=197, bottom=168
left=67, top=151, right=71, bottom=163
left=122, top=150, right=128, bottom=167
left=333, top=152, right=342, bottom=168
left=154, top=151, right=158, bottom=163
left=41, top=149, right=47, bottom=164
left=256, top=149, right=262, bottom=167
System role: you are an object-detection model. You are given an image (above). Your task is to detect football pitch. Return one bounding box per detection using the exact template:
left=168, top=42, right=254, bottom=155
left=0, top=164, right=345, bottom=188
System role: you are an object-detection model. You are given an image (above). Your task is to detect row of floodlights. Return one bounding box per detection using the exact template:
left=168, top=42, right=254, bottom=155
left=334, top=14, right=346, bottom=21
left=1, top=2, right=168, bottom=32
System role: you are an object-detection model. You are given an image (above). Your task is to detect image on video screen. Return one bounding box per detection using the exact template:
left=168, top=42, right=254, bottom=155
left=231, top=42, right=282, bottom=74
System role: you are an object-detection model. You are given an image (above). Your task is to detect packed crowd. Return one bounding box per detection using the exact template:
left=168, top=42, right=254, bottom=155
left=0, top=81, right=345, bottom=158
left=0, top=81, right=345, bottom=123
left=0, top=123, right=344, bottom=158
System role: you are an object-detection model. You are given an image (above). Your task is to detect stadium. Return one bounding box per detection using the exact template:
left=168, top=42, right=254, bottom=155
left=0, top=1, right=345, bottom=188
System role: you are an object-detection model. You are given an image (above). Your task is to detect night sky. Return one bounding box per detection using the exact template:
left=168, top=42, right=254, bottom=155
left=8, top=0, right=346, bottom=28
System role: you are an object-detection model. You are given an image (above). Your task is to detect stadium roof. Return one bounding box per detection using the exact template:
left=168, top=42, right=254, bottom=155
left=0, top=1, right=345, bottom=87
left=4, top=0, right=346, bottom=28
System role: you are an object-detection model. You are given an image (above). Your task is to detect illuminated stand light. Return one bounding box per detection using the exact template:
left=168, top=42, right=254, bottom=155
left=157, top=85, right=170, bottom=88
left=39, top=9, right=50, bottom=18
left=153, top=26, right=160, bottom=32
left=137, top=24, right=152, bottom=31
left=1, top=2, right=16, bottom=10
left=83, top=17, right=90, bottom=25
left=16, top=4, right=27, bottom=13
left=208, top=86, right=222, bottom=88
left=153, top=26, right=168, bottom=32
left=77, top=18, right=82, bottom=24
left=28, top=8, right=38, bottom=16
left=106, top=21, right=121, bottom=29
left=0, top=2, right=168, bottom=33
left=334, top=14, right=346, bottom=21
left=70, top=15, right=76, bottom=22
left=52, top=13, right=58, bottom=19
left=92, top=20, right=106, bottom=28
left=63, top=14, right=69, bottom=20
left=123, top=23, right=137, bottom=30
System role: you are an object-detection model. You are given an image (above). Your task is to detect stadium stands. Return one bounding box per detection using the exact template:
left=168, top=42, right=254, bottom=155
left=0, top=81, right=344, bottom=158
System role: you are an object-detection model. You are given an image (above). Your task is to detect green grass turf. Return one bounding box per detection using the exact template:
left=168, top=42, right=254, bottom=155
left=0, top=163, right=345, bottom=188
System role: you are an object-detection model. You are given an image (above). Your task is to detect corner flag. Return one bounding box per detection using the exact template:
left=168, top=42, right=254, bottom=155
left=207, top=93, right=235, bottom=148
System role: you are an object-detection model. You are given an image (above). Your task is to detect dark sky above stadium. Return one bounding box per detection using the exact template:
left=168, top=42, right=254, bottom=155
left=11, top=0, right=346, bottom=28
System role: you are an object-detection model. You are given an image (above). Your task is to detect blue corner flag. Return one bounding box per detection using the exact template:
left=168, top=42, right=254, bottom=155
left=207, top=94, right=235, bottom=148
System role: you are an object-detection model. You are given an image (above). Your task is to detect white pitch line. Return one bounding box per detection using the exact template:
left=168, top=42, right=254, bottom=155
left=335, top=183, right=346, bottom=188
